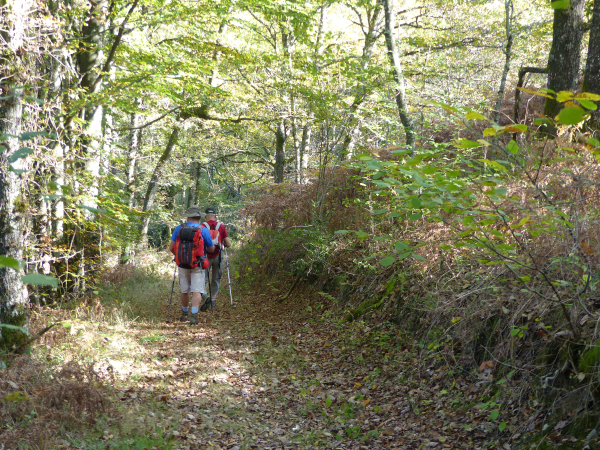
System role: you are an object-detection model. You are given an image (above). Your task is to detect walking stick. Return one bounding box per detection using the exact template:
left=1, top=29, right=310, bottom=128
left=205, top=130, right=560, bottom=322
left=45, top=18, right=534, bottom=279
left=166, top=263, right=177, bottom=323
left=224, top=247, right=233, bottom=306
left=207, top=266, right=213, bottom=312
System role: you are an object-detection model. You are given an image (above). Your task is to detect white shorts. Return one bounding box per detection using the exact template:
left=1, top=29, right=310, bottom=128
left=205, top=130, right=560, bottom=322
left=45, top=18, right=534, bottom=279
left=178, top=266, right=206, bottom=294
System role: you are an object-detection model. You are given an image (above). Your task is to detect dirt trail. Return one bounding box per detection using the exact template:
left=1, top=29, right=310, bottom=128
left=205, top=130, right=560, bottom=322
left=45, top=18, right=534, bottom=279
left=97, top=288, right=501, bottom=450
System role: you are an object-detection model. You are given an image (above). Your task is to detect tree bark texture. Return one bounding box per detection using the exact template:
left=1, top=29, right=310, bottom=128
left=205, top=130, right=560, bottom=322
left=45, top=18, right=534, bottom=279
left=126, top=104, right=142, bottom=209
left=380, top=0, right=415, bottom=148
left=543, top=0, right=585, bottom=118
left=300, top=122, right=312, bottom=173
left=78, top=0, right=108, bottom=220
left=140, top=126, right=180, bottom=243
left=0, top=0, right=33, bottom=347
left=274, top=122, right=286, bottom=183
left=583, top=0, right=600, bottom=128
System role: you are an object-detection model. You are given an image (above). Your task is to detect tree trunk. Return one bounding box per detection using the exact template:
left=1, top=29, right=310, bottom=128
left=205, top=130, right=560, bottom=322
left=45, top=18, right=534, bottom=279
left=126, top=99, right=142, bottom=209
left=140, top=126, right=180, bottom=244
left=380, top=0, right=415, bottom=148
left=543, top=0, right=585, bottom=118
left=583, top=0, right=600, bottom=128
left=274, top=122, right=286, bottom=183
left=494, top=0, right=514, bottom=123
left=300, top=121, right=312, bottom=175
left=78, top=0, right=109, bottom=220
left=0, top=0, right=33, bottom=348
left=341, top=3, right=383, bottom=157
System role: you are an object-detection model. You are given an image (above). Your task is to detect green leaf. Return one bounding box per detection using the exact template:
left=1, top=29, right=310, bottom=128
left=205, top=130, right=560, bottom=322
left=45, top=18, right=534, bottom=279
left=397, top=251, right=412, bottom=260
left=21, top=273, right=58, bottom=287
left=557, top=107, right=587, bottom=125
left=413, top=254, right=426, bottom=261
left=326, top=396, right=333, bottom=407
left=334, top=230, right=350, bottom=234
left=358, top=156, right=372, bottom=161
left=373, top=208, right=387, bottom=215
left=510, top=328, right=520, bottom=337
left=465, top=111, right=487, bottom=120
left=395, top=242, right=410, bottom=252
left=454, top=139, right=481, bottom=149
left=24, top=96, right=44, bottom=105
left=506, top=140, right=519, bottom=155
left=77, top=205, right=101, bottom=214
left=62, top=321, right=72, bottom=328
left=0, top=255, right=21, bottom=270
left=410, top=197, right=422, bottom=209
left=550, top=0, right=570, bottom=9
left=499, top=422, right=507, bottom=432
left=19, top=131, right=54, bottom=142
left=578, top=99, right=597, bottom=110
left=0, top=323, right=29, bottom=336
left=534, top=118, right=552, bottom=126
left=483, top=128, right=496, bottom=137
left=7, top=147, right=33, bottom=164
left=556, top=91, right=574, bottom=102
left=490, top=409, right=500, bottom=421
left=380, top=257, right=395, bottom=267
left=477, top=159, right=507, bottom=172
left=409, top=213, right=422, bottom=221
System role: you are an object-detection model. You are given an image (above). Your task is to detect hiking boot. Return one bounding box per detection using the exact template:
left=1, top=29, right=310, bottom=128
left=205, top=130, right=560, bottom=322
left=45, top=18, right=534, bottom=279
left=180, top=311, right=189, bottom=322
left=200, top=295, right=212, bottom=312
left=189, top=312, right=199, bottom=325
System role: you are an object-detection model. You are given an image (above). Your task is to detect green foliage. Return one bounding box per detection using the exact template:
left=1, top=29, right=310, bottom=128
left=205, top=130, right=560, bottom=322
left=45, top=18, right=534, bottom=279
left=579, top=340, right=600, bottom=375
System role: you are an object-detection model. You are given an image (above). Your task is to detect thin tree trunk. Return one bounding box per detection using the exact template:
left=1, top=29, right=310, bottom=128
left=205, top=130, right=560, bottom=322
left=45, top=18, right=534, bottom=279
left=300, top=121, right=312, bottom=175
left=543, top=0, right=585, bottom=118
left=140, top=126, right=180, bottom=244
left=274, top=122, right=286, bottom=183
left=380, top=0, right=415, bottom=148
left=341, top=3, right=383, bottom=157
left=494, top=0, right=514, bottom=123
left=583, top=0, right=600, bottom=128
left=126, top=105, right=141, bottom=209
left=0, top=0, right=33, bottom=347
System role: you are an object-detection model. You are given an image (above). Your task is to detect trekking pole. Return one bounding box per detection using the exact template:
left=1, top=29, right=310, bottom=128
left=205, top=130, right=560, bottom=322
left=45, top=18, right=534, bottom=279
left=207, top=267, right=213, bottom=312
left=224, top=247, right=233, bottom=306
left=166, top=263, right=177, bottom=323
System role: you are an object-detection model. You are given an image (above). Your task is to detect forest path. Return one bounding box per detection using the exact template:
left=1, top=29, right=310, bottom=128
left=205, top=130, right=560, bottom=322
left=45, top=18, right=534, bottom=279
left=101, top=287, right=491, bottom=450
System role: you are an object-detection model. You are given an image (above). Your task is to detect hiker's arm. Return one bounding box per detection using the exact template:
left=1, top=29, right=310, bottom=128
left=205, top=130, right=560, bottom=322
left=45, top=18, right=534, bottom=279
left=168, top=241, right=175, bottom=254
left=206, top=243, right=215, bottom=253
left=223, top=237, right=231, bottom=248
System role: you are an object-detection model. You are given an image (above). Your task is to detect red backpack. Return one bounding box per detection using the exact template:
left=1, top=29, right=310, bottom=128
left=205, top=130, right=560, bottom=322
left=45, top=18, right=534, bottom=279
left=203, top=221, right=223, bottom=256
left=174, top=225, right=210, bottom=269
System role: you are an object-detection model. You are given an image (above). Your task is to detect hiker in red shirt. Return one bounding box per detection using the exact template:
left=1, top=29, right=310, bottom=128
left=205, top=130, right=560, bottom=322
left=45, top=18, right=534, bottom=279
left=200, top=207, right=232, bottom=311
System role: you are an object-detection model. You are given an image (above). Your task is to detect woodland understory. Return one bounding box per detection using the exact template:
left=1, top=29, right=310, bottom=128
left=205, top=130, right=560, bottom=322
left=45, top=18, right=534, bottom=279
left=3, top=0, right=600, bottom=449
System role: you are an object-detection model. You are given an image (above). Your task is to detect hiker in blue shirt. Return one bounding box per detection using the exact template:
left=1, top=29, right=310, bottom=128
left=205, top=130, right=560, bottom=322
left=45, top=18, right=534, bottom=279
left=168, top=206, right=215, bottom=324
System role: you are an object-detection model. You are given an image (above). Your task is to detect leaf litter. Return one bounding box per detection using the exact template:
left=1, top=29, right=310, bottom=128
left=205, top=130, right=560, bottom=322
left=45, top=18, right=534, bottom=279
left=15, top=283, right=600, bottom=449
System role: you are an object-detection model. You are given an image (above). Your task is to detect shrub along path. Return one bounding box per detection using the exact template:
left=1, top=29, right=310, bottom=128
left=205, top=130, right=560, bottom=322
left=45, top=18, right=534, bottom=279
left=84, top=287, right=537, bottom=450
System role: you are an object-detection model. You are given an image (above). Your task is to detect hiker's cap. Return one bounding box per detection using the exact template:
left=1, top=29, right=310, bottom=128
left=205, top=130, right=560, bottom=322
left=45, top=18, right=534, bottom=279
left=184, top=205, right=203, bottom=217
left=205, top=207, right=216, bottom=215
